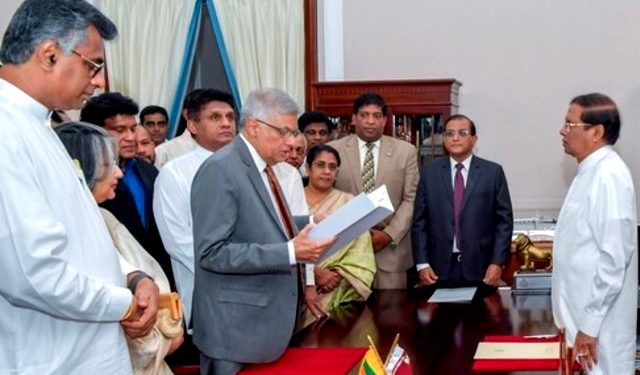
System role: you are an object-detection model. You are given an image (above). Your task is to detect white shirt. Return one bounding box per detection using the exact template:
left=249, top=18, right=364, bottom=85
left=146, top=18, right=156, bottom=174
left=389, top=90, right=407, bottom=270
left=153, top=144, right=212, bottom=330
left=240, top=134, right=298, bottom=265
left=0, top=79, right=133, bottom=374
left=357, top=137, right=381, bottom=173
left=552, top=146, right=637, bottom=375
left=273, top=161, right=308, bottom=216
left=154, top=130, right=197, bottom=169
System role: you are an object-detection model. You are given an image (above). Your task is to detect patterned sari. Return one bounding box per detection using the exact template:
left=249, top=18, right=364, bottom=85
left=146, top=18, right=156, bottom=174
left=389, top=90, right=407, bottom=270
left=299, top=189, right=376, bottom=329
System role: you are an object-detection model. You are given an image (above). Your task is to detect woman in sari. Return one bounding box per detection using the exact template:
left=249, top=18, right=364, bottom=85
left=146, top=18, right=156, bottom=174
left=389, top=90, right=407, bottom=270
left=300, top=144, right=376, bottom=329
left=56, top=122, right=182, bottom=375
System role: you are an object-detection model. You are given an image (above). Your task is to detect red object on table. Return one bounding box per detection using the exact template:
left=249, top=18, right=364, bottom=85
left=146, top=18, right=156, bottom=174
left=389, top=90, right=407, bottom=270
left=472, top=335, right=581, bottom=372
left=239, top=347, right=368, bottom=375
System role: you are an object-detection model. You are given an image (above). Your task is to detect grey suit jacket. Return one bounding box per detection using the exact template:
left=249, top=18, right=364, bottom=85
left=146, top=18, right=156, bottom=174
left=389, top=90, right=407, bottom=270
left=411, top=156, right=513, bottom=281
left=190, top=136, right=305, bottom=363
left=328, top=135, right=419, bottom=276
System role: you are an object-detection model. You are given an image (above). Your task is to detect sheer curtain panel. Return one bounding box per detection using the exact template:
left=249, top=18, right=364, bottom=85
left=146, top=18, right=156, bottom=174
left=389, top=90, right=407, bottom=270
left=97, top=0, right=195, bottom=124
left=212, top=0, right=305, bottom=107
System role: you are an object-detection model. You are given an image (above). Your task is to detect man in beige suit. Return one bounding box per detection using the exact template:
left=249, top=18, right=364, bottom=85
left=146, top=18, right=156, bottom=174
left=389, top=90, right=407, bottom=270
left=328, top=93, right=419, bottom=289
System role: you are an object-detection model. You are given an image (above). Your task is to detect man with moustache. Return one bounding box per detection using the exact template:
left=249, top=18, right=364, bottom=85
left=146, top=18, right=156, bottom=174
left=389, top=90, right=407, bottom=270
left=136, top=125, right=156, bottom=164
left=412, top=114, right=513, bottom=290
left=154, top=88, right=237, bottom=336
left=552, top=93, right=637, bottom=374
left=140, top=105, right=169, bottom=145
left=81, top=92, right=175, bottom=289
left=329, top=93, right=419, bottom=289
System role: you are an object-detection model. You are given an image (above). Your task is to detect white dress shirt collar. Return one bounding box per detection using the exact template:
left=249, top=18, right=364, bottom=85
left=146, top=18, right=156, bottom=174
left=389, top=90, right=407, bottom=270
left=240, top=133, right=267, bottom=172
left=0, top=78, right=50, bottom=126
left=450, top=154, right=473, bottom=171
left=356, top=136, right=381, bottom=150
left=193, top=142, right=214, bottom=160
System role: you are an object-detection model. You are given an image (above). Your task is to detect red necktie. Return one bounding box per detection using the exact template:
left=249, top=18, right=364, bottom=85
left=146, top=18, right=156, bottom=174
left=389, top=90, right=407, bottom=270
left=265, top=165, right=304, bottom=305
left=454, top=163, right=465, bottom=250
left=264, top=165, right=296, bottom=239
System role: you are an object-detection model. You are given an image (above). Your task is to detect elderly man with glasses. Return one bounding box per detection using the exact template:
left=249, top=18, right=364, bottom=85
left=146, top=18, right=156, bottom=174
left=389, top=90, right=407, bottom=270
left=190, top=87, right=334, bottom=374
left=552, top=93, right=637, bottom=375
left=412, top=114, right=513, bottom=294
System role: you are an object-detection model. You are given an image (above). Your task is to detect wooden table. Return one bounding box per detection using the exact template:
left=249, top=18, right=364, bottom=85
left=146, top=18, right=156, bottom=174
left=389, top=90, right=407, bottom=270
left=294, top=288, right=558, bottom=375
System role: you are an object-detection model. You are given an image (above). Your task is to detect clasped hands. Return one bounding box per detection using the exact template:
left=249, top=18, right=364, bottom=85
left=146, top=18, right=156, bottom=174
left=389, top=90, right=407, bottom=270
left=121, top=275, right=159, bottom=338
left=416, top=263, right=504, bottom=287
left=304, top=267, right=342, bottom=319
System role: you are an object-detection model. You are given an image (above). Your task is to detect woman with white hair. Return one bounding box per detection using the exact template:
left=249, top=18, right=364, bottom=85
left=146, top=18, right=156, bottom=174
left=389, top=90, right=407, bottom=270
left=56, top=121, right=183, bottom=375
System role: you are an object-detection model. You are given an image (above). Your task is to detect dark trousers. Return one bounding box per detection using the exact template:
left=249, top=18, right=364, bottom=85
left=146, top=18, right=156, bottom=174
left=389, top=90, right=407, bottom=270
left=420, top=253, right=497, bottom=299
left=199, top=353, right=243, bottom=375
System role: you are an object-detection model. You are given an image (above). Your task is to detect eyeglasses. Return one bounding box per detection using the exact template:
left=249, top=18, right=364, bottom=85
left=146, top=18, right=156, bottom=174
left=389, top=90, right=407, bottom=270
left=443, top=129, right=471, bottom=138
left=71, top=50, right=104, bottom=78
left=255, top=118, right=300, bottom=138
left=311, top=161, right=339, bottom=171
left=562, top=122, right=593, bottom=131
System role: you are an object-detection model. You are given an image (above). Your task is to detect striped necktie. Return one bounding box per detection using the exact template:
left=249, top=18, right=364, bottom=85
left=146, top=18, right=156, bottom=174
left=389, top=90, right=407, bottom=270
left=362, top=143, right=375, bottom=193
left=264, top=165, right=295, bottom=238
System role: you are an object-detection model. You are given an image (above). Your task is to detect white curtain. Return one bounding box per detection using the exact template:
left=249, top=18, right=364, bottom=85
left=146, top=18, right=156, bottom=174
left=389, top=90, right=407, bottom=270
left=96, top=0, right=195, bottom=114
left=213, top=0, right=305, bottom=107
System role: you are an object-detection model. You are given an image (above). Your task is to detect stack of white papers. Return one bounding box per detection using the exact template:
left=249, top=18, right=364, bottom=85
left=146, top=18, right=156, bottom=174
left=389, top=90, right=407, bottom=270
left=427, top=287, right=477, bottom=303
left=309, top=185, right=394, bottom=263
left=474, top=342, right=559, bottom=359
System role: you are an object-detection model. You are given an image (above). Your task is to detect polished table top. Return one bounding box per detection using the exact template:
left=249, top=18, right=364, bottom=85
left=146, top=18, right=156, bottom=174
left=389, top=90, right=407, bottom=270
left=295, top=287, right=558, bottom=375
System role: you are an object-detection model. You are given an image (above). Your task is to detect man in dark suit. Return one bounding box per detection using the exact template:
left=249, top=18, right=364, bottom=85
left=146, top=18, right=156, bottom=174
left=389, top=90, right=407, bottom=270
left=412, top=114, right=513, bottom=289
left=80, top=92, right=174, bottom=288
left=190, top=88, right=334, bottom=374
left=328, top=93, right=419, bottom=289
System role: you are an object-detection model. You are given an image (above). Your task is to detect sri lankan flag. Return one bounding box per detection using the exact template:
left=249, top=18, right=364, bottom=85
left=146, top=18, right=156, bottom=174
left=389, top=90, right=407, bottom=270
left=358, top=345, right=387, bottom=375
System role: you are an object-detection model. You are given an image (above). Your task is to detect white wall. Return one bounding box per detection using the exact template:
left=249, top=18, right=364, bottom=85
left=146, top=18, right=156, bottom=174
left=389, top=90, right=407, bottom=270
left=0, top=0, right=23, bottom=43
left=337, top=0, right=640, bottom=217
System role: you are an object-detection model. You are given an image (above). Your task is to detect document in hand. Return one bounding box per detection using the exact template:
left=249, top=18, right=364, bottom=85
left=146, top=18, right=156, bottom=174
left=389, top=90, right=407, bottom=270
left=309, top=185, right=394, bottom=263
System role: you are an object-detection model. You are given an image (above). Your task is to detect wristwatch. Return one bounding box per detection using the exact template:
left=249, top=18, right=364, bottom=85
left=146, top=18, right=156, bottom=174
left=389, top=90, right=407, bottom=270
left=127, top=271, right=153, bottom=293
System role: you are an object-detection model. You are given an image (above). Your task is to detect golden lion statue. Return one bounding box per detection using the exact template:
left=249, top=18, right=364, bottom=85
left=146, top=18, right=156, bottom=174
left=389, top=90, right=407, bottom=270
left=512, top=233, right=553, bottom=271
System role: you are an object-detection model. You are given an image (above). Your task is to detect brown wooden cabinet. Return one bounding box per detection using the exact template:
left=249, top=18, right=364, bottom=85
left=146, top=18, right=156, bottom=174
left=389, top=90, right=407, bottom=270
left=308, top=79, right=462, bottom=163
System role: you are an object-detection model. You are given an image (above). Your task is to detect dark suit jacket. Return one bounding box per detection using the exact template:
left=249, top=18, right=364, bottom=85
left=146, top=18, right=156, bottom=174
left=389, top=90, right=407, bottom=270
left=411, top=156, right=513, bottom=281
left=190, top=136, right=308, bottom=363
left=100, top=157, right=174, bottom=287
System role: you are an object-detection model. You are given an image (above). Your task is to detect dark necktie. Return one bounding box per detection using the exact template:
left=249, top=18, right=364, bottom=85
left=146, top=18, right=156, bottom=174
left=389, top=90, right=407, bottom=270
left=264, top=165, right=296, bottom=239
left=454, top=163, right=465, bottom=250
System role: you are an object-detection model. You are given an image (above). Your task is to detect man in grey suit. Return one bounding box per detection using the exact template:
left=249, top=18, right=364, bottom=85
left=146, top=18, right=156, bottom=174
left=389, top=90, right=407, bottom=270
left=328, top=93, right=419, bottom=289
left=190, top=88, right=334, bottom=374
left=412, top=114, right=513, bottom=289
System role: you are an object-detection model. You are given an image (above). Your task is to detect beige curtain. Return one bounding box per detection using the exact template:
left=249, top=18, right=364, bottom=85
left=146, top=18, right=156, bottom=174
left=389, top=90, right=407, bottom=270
left=213, top=0, right=305, bottom=107
left=97, top=0, right=195, bottom=113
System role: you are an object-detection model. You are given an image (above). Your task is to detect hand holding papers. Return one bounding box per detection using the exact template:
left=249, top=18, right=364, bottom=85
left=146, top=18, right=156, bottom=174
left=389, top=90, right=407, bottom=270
left=308, top=185, right=395, bottom=264
left=427, top=287, right=477, bottom=303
